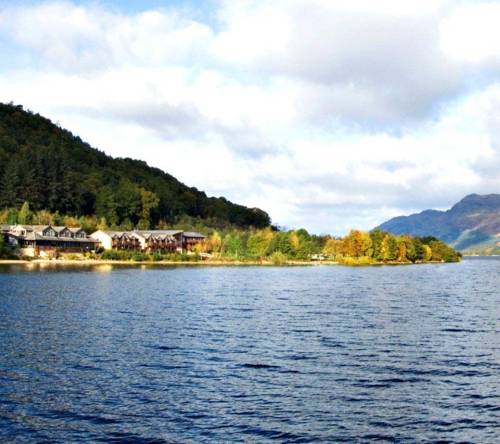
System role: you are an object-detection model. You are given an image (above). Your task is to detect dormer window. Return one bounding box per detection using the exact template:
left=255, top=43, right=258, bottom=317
left=44, top=228, right=56, bottom=237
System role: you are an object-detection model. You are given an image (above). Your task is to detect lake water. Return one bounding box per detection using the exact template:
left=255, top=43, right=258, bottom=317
left=0, top=259, right=498, bottom=443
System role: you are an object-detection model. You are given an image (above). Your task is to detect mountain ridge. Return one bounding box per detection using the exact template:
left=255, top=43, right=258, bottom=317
left=377, top=194, right=500, bottom=253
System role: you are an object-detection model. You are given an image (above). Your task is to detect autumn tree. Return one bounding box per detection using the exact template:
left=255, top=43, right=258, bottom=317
left=247, top=228, right=274, bottom=258
left=342, top=230, right=373, bottom=258
left=323, top=238, right=343, bottom=259
left=208, top=231, right=222, bottom=254
left=33, top=210, right=54, bottom=225
left=423, top=244, right=433, bottom=262
left=97, top=217, right=108, bottom=231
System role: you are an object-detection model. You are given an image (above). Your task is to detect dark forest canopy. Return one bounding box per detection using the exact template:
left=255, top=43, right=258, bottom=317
left=0, top=103, right=271, bottom=229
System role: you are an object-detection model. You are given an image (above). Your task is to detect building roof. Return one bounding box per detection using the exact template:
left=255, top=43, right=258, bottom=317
left=9, top=225, right=95, bottom=241
left=12, top=224, right=47, bottom=232
left=98, top=230, right=126, bottom=237
left=183, top=231, right=206, bottom=239
left=94, top=229, right=204, bottom=242
left=134, top=230, right=183, bottom=236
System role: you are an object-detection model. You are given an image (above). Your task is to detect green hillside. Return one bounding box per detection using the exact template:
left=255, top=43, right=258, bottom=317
left=0, top=103, right=270, bottom=229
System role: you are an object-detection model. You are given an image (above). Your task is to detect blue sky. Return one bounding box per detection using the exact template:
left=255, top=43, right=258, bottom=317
left=1, top=0, right=500, bottom=234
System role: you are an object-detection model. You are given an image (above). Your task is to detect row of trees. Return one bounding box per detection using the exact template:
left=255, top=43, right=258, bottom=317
left=323, top=229, right=460, bottom=263
left=193, top=228, right=326, bottom=260
left=0, top=202, right=253, bottom=234
left=190, top=228, right=460, bottom=263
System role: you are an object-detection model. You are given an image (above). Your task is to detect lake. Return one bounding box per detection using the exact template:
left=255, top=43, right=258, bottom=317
left=0, top=259, right=498, bottom=443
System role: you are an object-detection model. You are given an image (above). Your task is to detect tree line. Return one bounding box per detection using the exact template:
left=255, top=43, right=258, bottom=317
left=0, top=202, right=460, bottom=263
left=322, top=229, right=460, bottom=263
left=189, top=228, right=460, bottom=263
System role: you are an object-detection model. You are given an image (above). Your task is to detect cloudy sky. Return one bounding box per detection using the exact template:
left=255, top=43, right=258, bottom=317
left=1, top=0, right=500, bottom=234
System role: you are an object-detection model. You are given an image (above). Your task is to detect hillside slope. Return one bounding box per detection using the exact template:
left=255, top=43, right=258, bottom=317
left=0, top=103, right=270, bottom=229
left=377, top=194, right=500, bottom=253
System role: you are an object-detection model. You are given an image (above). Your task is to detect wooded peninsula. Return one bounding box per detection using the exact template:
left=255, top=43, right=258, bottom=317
left=0, top=103, right=460, bottom=265
left=0, top=203, right=461, bottom=264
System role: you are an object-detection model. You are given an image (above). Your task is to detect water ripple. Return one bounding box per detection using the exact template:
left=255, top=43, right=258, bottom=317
left=0, top=258, right=498, bottom=443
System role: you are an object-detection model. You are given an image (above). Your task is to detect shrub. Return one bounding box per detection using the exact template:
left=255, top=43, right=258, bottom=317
left=270, top=251, right=288, bottom=265
left=131, top=252, right=148, bottom=262
left=152, top=252, right=164, bottom=261
left=338, top=256, right=374, bottom=265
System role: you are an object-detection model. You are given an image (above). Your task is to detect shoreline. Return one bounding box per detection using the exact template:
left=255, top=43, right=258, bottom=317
left=0, top=259, right=330, bottom=266
left=0, top=258, right=459, bottom=267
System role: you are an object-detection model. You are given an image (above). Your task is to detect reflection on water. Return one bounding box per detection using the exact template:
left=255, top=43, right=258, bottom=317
left=0, top=258, right=499, bottom=443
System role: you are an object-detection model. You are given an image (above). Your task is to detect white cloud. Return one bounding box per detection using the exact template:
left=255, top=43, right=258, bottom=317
left=0, top=0, right=499, bottom=234
left=213, top=0, right=463, bottom=126
left=440, top=2, right=500, bottom=65
left=0, top=1, right=213, bottom=71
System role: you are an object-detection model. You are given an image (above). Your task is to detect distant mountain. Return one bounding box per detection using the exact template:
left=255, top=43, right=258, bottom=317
left=0, top=103, right=271, bottom=229
left=377, top=194, right=500, bottom=254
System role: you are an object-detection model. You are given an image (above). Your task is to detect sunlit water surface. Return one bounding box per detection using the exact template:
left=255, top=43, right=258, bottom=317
left=0, top=259, right=499, bottom=443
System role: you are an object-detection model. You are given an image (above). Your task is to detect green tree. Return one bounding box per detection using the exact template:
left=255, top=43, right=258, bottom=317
left=139, top=188, right=160, bottom=229
left=0, top=158, right=20, bottom=208
left=18, top=201, right=32, bottom=225
left=95, top=186, right=118, bottom=226
left=247, top=228, right=274, bottom=258
left=7, top=209, right=18, bottom=225
left=267, top=231, right=293, bottom=256
left=223, top=233, right=244, bottom=257
left=412, top=238, right=425, bottom=262
left=370, top=229, right=386, bottom=261
left=381, top=234, right=398, bottom=261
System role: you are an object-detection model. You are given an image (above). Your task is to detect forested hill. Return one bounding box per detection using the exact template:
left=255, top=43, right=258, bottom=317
left=377, top=194, right=500, bottom=254
left=0, top=103, right=270, bottom=229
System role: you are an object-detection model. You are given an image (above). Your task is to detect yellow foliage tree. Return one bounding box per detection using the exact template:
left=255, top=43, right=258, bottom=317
left=97, top=217, right=108, bottom=231
left=323, top=238, right=343, bottom=259
left=33, top=210, right=54, bottom=225
left=423, top=244, right=433, bottom=262
left=342, top=230, right=373, bottom=258
left=247, top=228, right=274, bottom=258
left=63, top=216, right=80, bottom=227
left=289, top=231, right=300, bottom=251
left=397, top=239, right=408, bottom=262
left=209, top=231, right=222, bottom=254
